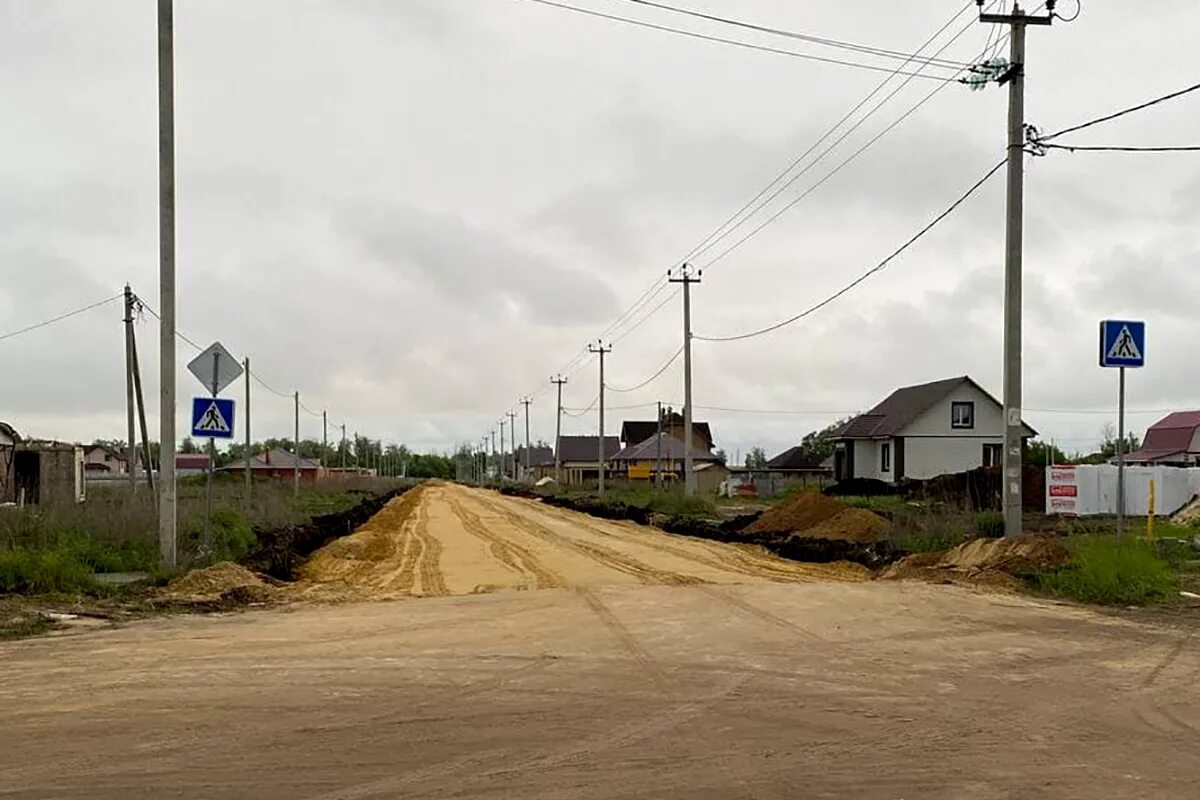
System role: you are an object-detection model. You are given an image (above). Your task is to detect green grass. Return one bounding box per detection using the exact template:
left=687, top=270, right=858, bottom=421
left=839, top=495, right=909, bottom=512
left=543, top=482, right=717, bottom=519
left=0, top=548, right=98, bottom=594
left=891, top=528, right=971, bottom=554
left=1031, top=535, right=1179, bottom=606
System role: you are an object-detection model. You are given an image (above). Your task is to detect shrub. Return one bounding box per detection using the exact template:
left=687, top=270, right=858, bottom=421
left=181, top=505, right=256, bottom=563
left=1032, top=536, right=1178, bottom=605
left=0, top=549, right=97, bottom=594
left=975, top=512, right=1005, bottom=539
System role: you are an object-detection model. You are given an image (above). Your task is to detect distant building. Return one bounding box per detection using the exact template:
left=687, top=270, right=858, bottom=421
left=554, top=436, right=620, bottom=485
left=1, top=427, right=85, bottom=506
left=834, top=376, right=1035, bottom=484
left=176, top=453, right=213, bottom=477
left=611, top=432, right=727, bottom=492
left=84, top=444, right=139, bottom=475
left=222, top=449, right=323, bottom=483
left=1124, top=412, right=1200, bottom=466
left=620, top=411, right=714, bottom=452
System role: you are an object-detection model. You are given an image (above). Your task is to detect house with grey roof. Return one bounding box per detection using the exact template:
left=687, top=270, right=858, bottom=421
left=833, top=376, right=1034, bottom=484
left=553, top=435, right=620, bottom=485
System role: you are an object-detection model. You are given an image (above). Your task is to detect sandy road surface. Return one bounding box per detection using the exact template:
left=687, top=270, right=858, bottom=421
left=2, top=485, right=1199, bottom=799
left=290, top=482, right=865, bottom=600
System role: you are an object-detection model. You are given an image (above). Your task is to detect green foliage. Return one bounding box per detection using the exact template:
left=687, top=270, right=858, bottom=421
left=891, top=527, right=969, bottom=554
left=839, top=495, right=908, bottom=512
left=0, top=549, right=97, bottom=594
left=1032, top=536, right=1178, bottom=605
left=744, top=447, right=768, bottom=470
left=975, top=511, right=1005, bottom=539
left=182, top=505, right=256, bottom=563
left=799, top=417, right=853, bottom=462
left=1026, top=439, right=1069, bottom=466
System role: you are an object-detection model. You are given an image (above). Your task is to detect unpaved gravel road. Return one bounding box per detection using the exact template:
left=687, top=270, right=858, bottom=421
left=2, top=483, right=1199, bottom=799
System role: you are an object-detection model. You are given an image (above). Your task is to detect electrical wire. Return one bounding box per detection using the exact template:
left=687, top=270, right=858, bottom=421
left=1041, top=81, right=1200, bottom=142
left=608, top=346, right=683, bottom=393
left=136, top=301, right=205, bottom=351
left=1053, top=0, right=1083, bottom=23
left=1042, top=143, right=1200, bottom=153
left=0, top=293, right=122, bottom=343
left=610, top=287, right=681, bottom=346
left=697, top=12, right=1004, bottom=271
left=615, top=0, right=972, bottom=69
left=695, top=158, right=1006, bottom=342
left=562, top=394, right=600, bottom=417
left=695, top=405, right=854, bottom=415
left=516, top=0, right=960, bottom=81
left=678, top=1, right=987, bottom=267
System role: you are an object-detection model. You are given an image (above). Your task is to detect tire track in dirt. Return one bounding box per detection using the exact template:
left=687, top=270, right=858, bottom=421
left=575, top=587, right=670, bottom=691
left=445, top=496, right=565, bottom=590
left=469, top=494, right=702, bottom=587
left=412, top=493, right=448, bottom=597
left=1141, top=636, right=1189, bottom=689
left=693, top=584, right=828, bottom=643
left=531, top=502, right=849, bottom=583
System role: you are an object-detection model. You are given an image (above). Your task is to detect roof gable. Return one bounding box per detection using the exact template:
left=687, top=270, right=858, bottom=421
left=557, top=436, right=620, bottom=463
left=1140, top=411, right=1200, bottom=454
left=620, top=417, right=713, bottom=446
left=766, top=446, right=829, bottom=470
left=612, top=433, right=717, bottom=462
left=837, top=376, right=1012, bottom=439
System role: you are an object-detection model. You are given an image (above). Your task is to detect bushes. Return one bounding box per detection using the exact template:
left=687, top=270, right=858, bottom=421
left=975, top=512, right=1006, bottom=539
left=0, top=549, right=97, bottom=594
left=1032, top=536, right=1179, bottom=605
left=182, top=506, right=257, bottom=563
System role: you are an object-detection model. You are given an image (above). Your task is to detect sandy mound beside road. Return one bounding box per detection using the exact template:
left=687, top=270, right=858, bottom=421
left=745, top=492, right=845, bottom=535
left=799, top=508, right=889, bottom=543
left=881, top=535, right=1071, bottom=589
left=165, top=562, right=277, bottom=602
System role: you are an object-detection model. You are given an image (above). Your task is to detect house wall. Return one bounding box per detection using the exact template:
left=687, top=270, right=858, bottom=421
left=904, top=382, right=1006, bottom=437
left=695, top=464, right=729, bottom=494
left=37, top=447, right=86, bottom=505
left=852, top=440, right=883, bottom=481
left=903, top=437, right=1003, bottom=481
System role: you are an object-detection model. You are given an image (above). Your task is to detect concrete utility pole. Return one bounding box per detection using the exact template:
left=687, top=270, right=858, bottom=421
left=123, top=285, right=137, bottom=491
left=322, top=410, right=327, bottom=470
left=670, top=266, right=701, bottom=496
left=978, top=0, right=1054, bottom=537
left=656, top=401, right=663, bottom=489
left=490, top=429, right=497, bottom=481
left=506, top=410, right=517, bottom=481
left=157, top=0, right=177, bottom=567
left=551, top=376, right=567, bottom=484
left=340, top=424, right=347, bottom=468
left=293, top=392, right=300, bottom=497
left=499, top=419, right=507, bottom=482
left=521, top=397, right=532, bottom=481
left=243, top=357, right=251, bottom=501
left=588, top=341, right=612, bottom=496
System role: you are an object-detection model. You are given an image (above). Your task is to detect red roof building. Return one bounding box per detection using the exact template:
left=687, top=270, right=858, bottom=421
left=1125, top=411, right=1200, bottom=465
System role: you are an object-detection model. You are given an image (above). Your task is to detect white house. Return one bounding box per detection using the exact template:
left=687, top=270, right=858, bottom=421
left=833, top=376, right=1035, bottom=484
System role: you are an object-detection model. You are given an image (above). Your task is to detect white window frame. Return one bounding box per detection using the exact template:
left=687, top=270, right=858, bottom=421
left=880, top=442, right=891, bottom=473
left=982, top=443, right=1002, bottom=468
left=951, top=401, right=975, bottom=430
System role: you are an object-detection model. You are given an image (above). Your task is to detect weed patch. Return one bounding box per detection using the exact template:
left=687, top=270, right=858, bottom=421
left=1031, top=536, right=1179, bottom=605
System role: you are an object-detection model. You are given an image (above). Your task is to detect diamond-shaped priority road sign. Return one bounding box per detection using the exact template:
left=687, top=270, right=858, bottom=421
left=187, top=341, right=243, bottom=395
left=192, top=397, right=236, bottom=440
left=1099, top=320, right=1146, bottom=369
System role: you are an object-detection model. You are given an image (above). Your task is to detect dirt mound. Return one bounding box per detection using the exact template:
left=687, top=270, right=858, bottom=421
left=165, top=562, right=275, bottom=601
left=800, top=508, right=888, bottom=543
left=1171, top=496, right=1200, bottom=525
left=938, top=535, right=1070, bottom=574
left=745, top=492, right=844, bottom=535
left=881, top=535, right=1070, bottom=590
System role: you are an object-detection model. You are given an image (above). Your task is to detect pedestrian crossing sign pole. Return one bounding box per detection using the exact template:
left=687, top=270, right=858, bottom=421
left=187, top=341, right=243, bottom=559
left=1099, top=320, right=1146, bottom=539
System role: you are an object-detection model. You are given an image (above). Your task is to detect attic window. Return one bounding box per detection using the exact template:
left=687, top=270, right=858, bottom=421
left=951, top=401, right=975, bottom=429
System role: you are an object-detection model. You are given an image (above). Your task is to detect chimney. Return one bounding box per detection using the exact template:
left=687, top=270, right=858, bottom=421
left=264, top=449, right=270, bottom=466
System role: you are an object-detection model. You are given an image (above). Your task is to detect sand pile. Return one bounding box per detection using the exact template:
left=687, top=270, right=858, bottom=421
left=1171, top=496, right=1200, bottom=526
left=800, top=509, right=889, bottom=543
left=881, top=535, right=1070, bottom=588
left=164, top=562, right=276, bottom=602
left=745, top=492, right=844, bottom=535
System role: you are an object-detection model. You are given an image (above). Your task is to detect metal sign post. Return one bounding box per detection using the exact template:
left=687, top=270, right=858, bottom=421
left=187, top=342, right=242, bottom=559
left=1099, top=320, right=1146, bottom=540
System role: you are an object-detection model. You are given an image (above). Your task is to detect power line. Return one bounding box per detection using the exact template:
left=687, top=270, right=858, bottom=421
left=1041, top=81, right=1200, bottom=142
left=0, top=293, right=122, bottom=343
left=677, top=1, right=986, bottom=267
left=695, top=158, right=1006, bottom=342
left=608, top=346, right=683, bottom=393
left=610, top=287, right=681, bottom=345
left=615, top=0, right=972, bottom=69
left=562, top=394, right=600, bottom=417
left=1042, top=143, right=1200, bottom=153
left=698, top=13, right=1001, bottom=271
left=517, top=0, right=961, bottom=80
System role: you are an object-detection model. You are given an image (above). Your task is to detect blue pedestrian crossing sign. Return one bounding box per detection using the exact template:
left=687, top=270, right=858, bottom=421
left=1099, top=320, right=1146, bottom=368
left=192, top=397, right=236, bottom=439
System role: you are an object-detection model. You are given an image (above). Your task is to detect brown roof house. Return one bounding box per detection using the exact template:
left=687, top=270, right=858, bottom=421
left=611, top=432, right=728, bottom=492
left=554, top=435, right=620, bottom=486
left=621, top=411, right=713, bottom=452
left=1124, top=412, right=1200, bottom=465
left=223, top=450, right=324, bottom=483
left=833, top=376, right=1034, bottom=484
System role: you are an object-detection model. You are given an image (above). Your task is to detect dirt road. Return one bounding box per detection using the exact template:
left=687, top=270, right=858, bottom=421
left=290, top=482, right=865, bottom=600
left=2, top=483, right=1199, bottom=798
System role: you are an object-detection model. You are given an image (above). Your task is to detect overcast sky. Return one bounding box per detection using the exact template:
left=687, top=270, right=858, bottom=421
left=2, top=0, right=1198, bottom=460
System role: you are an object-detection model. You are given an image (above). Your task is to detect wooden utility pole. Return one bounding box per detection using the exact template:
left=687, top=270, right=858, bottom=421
left=123, top=285, right=137, bottom=491
left=551, top=376, right=567, bottom=484
left=129, top=304, right=155, bottom=496
left=977, top=0, right=1055, bottom=536
left=670, top=266, right=701, bottom=496
left=588, top=342, right=612, bottom=496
